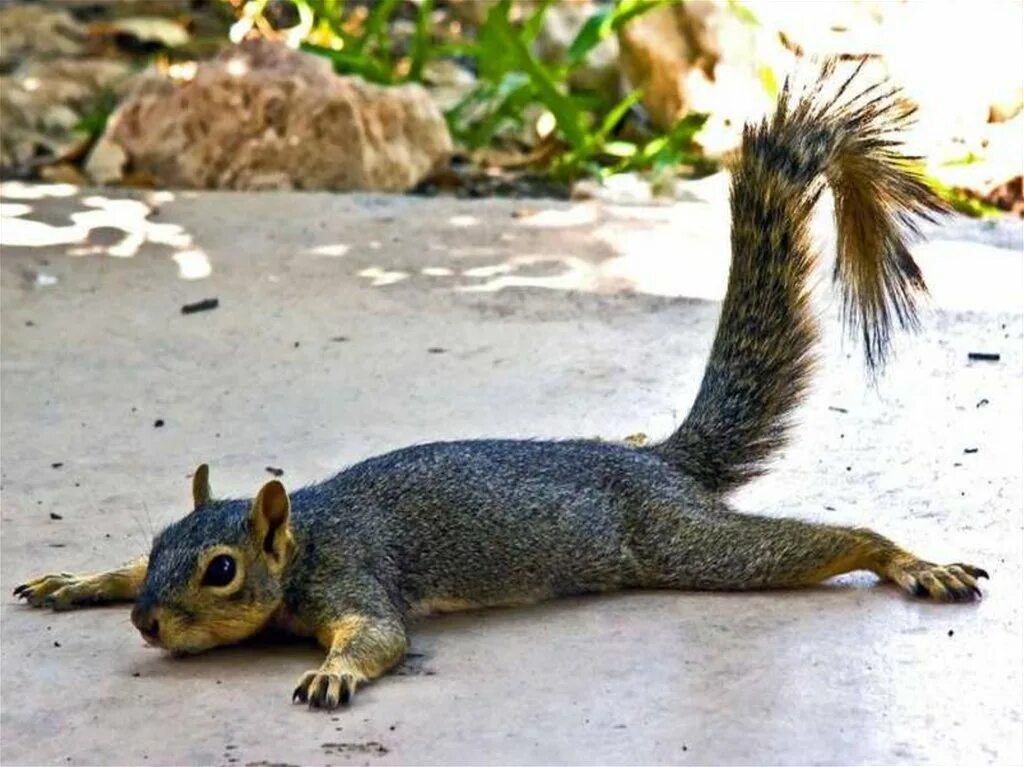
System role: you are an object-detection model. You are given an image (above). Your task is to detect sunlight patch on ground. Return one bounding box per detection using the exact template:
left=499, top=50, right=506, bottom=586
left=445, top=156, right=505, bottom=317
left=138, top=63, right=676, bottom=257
left=590, top=204, right=731, bottom=300
left=358, top=266, right=409, bottom=286
left=448, top=215, right=479, bottom=228
left=309, top=243, right=351, bottom=257
left=172, top=250, right=213, bottom=280
left=0, top=202, right=32, bottom=218
left=444, top=201, right=731, bottom=298
left=516, top=205, right=599, bottom=228
left=0, top=182, right=79, bottom=200
left=457, top=255, right=600, bottom=293
left=0, top=189, right=212, bottom=281
left=914, top=240, right=1024, bottom=313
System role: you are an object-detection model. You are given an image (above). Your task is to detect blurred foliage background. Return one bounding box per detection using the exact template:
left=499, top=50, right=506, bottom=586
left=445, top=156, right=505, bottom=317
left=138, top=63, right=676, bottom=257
left=0, top=0, right=1020, bottom=214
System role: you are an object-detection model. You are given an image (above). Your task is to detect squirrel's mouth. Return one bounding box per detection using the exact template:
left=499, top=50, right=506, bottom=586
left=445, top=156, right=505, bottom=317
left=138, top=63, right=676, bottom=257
left=140, top=633, right=164, bottom=649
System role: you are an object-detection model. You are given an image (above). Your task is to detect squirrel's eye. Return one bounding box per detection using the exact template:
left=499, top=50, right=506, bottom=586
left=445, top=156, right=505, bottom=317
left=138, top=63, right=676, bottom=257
left=202, top=554, right=237, bottom=587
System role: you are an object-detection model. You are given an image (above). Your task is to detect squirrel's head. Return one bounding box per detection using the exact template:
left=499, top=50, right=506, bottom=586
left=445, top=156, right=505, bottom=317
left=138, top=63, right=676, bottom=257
left=130, top=465, right=296, bottom=654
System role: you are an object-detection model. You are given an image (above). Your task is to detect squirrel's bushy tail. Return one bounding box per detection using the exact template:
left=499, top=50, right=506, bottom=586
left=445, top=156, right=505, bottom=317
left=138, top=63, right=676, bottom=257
left=652, top=59, right=947, bottom=495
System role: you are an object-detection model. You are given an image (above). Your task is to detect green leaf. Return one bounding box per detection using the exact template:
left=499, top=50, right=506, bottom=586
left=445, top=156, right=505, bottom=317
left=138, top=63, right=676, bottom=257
left=485, top=2, right=588, bottom=150
left=300, top=42, right=394, bottom=83
left=352, top=0, right=399, bottom=55
left=940, top=151, right=984, bottom=167
left=927, top=176, right=1004, bottom=218
left=566, top=8, right=613, bottom=65
left=602, top=140, right=638, bottom=158
left=665, top=112, right=709, bottom=145
left=305, top=0, right=358, bottom=48
left=598, top=90, right=641, bottom=138
left=494, top=70, right=531, bottom=100
left=445, top=73, right=535, bottom=149
left=408, top=0, right=435, bottom=81
left=445, top=83, right=496, bottom=135
left=727, top=0, right=759, bottom=26
left=522, top=0, right=556, bottom=43
left=568, top=0, right=670, bottom=68
left=73, top=88, right=119, bottom=138
left=476, top=0, right=521, bottom=83
left=466, top=79, right=534, bottom=148
left=619, top=112, right=708, bottom=172
left=610, top=0, right=672, bottom=31
left=758, top=66, right=778, bottom=99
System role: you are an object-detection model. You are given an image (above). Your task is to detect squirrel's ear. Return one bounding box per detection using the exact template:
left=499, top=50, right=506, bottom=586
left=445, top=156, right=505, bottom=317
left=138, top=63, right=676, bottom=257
left=249, top=479, right=292, bottom=571
left=192, top=464, right=212, bottom=509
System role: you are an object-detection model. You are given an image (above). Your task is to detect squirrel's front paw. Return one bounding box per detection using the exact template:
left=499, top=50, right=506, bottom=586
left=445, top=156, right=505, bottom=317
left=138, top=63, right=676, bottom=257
left=13, top=573, right=98, bottom=611
left=292, top=669, right=359, bottom=710
left=887, top=557, right=989, bottom=602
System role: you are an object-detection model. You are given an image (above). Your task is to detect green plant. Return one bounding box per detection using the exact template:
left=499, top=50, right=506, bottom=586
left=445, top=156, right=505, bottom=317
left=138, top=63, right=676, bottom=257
left=233, top=0, right=710, bottom=182
left=73, top=88, right=120, bottom=139
left=238, top=0, right=435, bottom=84
left=927, top=176, right=1005, bottom=218
left=447, top=0, right=705, bottom=179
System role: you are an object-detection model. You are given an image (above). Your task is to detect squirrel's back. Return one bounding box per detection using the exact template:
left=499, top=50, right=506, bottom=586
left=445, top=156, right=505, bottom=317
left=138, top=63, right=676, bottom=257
left=289, top=439, right=711, bottom=610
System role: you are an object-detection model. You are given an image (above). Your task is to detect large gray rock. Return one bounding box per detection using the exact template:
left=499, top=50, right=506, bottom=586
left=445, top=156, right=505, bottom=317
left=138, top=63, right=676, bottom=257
left=87, top=40, right=453, bottom=191
left=0, top=6, right=86, bottom=70
left=0, top=58, right=133, bottom=174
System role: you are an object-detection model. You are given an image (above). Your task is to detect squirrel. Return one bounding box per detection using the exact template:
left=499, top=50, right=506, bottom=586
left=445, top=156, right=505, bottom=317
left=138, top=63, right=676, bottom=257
left=14, top=60, right=988, bottom=711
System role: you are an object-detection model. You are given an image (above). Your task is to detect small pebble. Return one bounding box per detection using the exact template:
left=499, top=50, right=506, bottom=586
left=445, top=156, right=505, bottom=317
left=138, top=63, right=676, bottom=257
left=181, top=298, right=219, bottom=315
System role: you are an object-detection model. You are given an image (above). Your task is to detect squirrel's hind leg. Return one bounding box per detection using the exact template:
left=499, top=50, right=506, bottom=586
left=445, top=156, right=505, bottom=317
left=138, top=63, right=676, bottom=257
left=633, top=507, right=987, bottom=602
left=14, top=556, right=148, bottom=611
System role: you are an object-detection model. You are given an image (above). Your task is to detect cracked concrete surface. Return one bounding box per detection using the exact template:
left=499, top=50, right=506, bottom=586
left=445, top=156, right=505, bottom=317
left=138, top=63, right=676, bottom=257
left=1, top=182, right=1022, bottom=766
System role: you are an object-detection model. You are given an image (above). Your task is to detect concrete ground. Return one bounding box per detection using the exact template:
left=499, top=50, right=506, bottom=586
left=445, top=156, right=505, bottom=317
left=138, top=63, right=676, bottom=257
left=1, top=181, right=1022, bottom=766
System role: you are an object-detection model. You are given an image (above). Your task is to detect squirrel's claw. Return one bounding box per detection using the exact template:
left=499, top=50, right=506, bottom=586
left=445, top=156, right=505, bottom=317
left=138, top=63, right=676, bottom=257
left=13, top=573, right=108, bottom=610
left=14, top=573, right=77, bottom=608
left=292, top=669, right=357, bottom=710
left=889, top=558, right=988, bottom=603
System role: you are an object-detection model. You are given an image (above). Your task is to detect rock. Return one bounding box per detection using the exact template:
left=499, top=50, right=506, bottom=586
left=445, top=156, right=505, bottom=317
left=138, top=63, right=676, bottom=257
left=105, top=16, right=191, bottom=48
left=616, top=5, right=690, bottom=131
left=421, top=59, right=477, bottom=112
left=84, top=134, right=129, bottom=186
left=0, top=6, right=86, bottom=70
left=928, top=112, right=1024, bottom=216
left=0, top=59, right=132, bottom=174
left=983, top=176, right=1023, bottom=217
left=534, top=1, right=621, bottom=94
left=618, top=0, right=787, bottom=152
left=87, top=40, right=452, bottom=191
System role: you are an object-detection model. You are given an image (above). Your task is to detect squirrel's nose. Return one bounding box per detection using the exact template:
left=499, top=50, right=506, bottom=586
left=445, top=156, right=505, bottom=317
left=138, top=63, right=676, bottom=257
left=131, top=605, right=160, bottom=641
